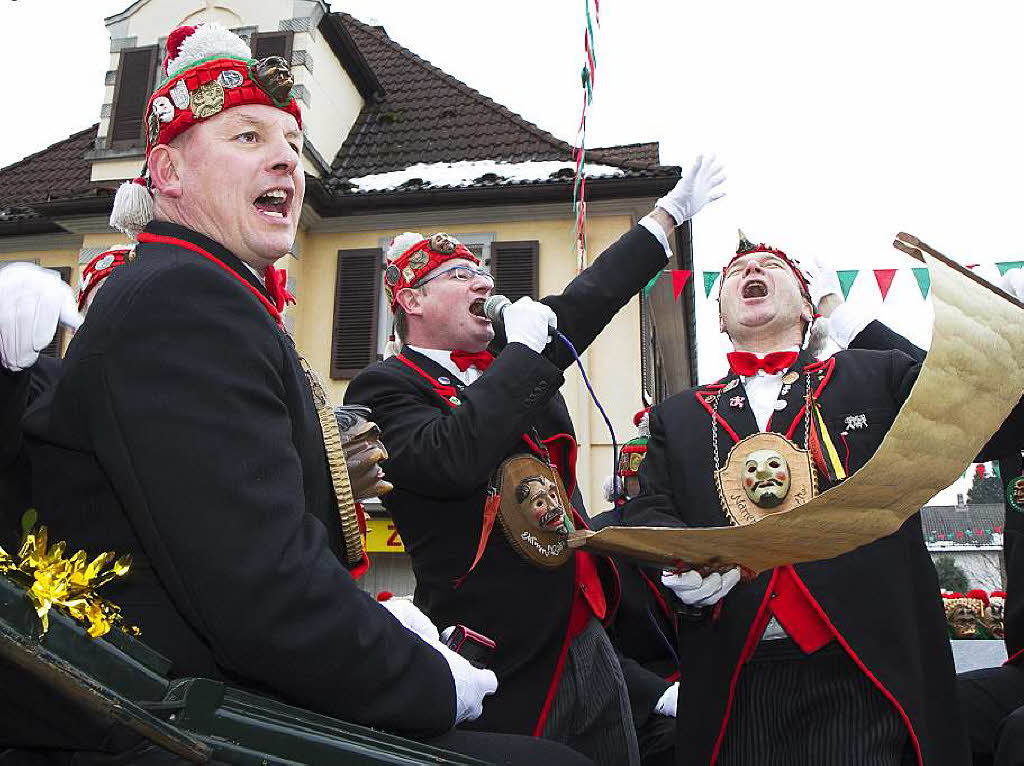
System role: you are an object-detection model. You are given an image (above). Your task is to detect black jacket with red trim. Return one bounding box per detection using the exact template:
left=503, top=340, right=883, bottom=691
left=344, top=224, right=669, bottom=736
left=850, top=318, right=1024, bottom=663
left=19, top=222, right=459, bottom=738
left=622, top=344, right=1024, bottom=765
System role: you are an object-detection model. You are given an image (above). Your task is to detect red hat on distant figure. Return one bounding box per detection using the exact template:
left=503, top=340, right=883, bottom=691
left=78, top=247, right=131, bottom=311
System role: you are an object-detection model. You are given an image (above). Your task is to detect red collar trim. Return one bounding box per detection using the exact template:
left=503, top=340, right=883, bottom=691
left=395, top=353, right=459, bottom=404
left=695, top=390, right=741, bottom=444
left=137, top=232, right=283, bottom=326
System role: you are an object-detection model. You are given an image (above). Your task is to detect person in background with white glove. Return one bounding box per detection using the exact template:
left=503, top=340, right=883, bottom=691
left=346, top=156, right=725, bottom=765
left=0, top=262, right=83, bottom=547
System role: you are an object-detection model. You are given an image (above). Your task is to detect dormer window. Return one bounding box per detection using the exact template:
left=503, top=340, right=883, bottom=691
left=250, top=31, right=293, bottom=61
left=109, top=45, right=159, bottom=148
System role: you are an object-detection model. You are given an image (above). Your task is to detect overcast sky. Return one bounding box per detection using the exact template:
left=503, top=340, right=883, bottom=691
left=1, top=1, right=1016, bottom=500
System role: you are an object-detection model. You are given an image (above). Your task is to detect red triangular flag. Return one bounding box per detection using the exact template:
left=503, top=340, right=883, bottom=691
left=873, top=269, right=897, bottom=300
left=671, top=270, right=691, bottom=301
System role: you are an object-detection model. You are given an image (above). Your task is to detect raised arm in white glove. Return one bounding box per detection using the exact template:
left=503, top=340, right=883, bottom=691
left=1001, top=267, right=1024, bottom=302
left=503, top=296, right=557, bottom=353
left=662, top=567, right=741, bottom=607
left=655, top=155, right=727, bottom=226
left=0, top=262, right=82, bottom=372
left=654, top=681, right=679, bottom=718
left=377, top=599, right=497, bottom=724
left=801, top=253, right=842, bottom=309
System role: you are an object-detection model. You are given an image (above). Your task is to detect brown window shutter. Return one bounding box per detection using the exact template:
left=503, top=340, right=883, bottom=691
left=40, top=267, right=72, bottom=359
left=490, top=241, right=539, bottom=302
left=110, top=46, right=159, bottom=146
left=251, top=31, right=293, bottom=61
left=330, top=249, right=381, bottom=379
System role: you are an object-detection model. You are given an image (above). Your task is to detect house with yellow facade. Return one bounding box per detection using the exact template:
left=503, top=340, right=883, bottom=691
left=0, top=0, right=695, bottom=591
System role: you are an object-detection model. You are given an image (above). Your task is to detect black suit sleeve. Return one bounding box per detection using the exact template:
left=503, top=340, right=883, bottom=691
left=852, top=324, right=1023, bottom=461
left=346, top=345, right=565, bottom=497
left=617, top=652, right=671, bottom=725
left=541, top=225, right=667, bottom=370
left=1, top=357, right=59, bottom=469
left=77, top=263, right=456, bottom=736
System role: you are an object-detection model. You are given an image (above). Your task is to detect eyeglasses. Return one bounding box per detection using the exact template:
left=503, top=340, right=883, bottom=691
left=415, top=264, right=494, bottom=287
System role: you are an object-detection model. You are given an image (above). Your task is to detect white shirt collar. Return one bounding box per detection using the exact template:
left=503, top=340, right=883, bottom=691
left=406, top=345, right=480, bottom=385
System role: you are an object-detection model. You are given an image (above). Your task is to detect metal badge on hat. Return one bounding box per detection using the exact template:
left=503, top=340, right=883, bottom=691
left=190, top=80, right=225, bottom=119
left=1009, top=475, right=1024, bottom=513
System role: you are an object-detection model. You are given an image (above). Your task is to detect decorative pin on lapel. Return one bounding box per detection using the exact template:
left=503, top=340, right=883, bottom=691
left=782, top=371, right=799, bottom=385
left=845, top=414, right=867, bottom=431
left=774, top=400, right=788, bottom=411
left=437, top=376, right=451, bottom=385
left=723, top=379, right=739, bottom=392
left=449, top=396, right=461, bottom=406
left=779, top=384, right=792, bottom=397
left=729, top=396, right=745, bottom=409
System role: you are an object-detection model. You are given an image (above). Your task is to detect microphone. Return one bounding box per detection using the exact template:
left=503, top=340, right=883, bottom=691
left=482, top=294, right=512, bottom=327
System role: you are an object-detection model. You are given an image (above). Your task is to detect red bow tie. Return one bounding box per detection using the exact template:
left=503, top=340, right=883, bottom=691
left=264, top=265, right=296, bottom=313
left=726, top=350, right=798, bottom=377
left=450, top=350, right=495, bottom=372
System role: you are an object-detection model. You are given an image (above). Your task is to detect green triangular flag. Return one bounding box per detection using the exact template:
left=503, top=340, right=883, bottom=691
left=837, top=270, right=859, bottom=299
left=703, top=271, right=719, bottom=297
left=643, top=271, right=663, bottom=297
left=996, top=260, right=1024, bottom=276
left=911, top=268, right=931, bottom=299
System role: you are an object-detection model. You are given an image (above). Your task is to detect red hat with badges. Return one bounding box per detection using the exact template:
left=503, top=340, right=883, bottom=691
left=383, top=232, right=480, bottom=309
left=78, top=247, right=131, bottom=310
left=110, top=23, right=303, bottom=239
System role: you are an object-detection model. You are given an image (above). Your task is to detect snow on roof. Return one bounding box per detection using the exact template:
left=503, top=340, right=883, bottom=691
left=346, top=159, right=625, bottom=192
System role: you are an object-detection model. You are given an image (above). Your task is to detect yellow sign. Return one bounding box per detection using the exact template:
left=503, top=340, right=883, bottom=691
left=363, top=517, right=405, bottom=553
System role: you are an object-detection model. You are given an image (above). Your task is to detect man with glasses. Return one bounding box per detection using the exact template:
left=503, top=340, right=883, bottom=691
left=345, top=156, right=725, bottom=765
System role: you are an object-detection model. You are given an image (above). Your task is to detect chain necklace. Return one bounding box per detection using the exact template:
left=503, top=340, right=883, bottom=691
left=711, top=371, right=813, bottom=469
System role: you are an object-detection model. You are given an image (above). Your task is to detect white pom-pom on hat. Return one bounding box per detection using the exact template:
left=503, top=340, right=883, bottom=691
left=636, top=411, right=651, bottom=438
left=109, top=178, right=154, bottom=240
left=386, top=232, right=425, bottom=262
left=165, top=23, right=251, bottom=78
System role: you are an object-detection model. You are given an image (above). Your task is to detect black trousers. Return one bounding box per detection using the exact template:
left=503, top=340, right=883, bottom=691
left=717, top=639, right=912, bottom=766
left=958, top=664, right=1024, bottom=766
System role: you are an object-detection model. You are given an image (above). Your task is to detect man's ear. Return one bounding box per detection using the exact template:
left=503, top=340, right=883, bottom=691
left=147, top=145, right=182, bottom=199
left=799, top=297, right=814, bottom=324
left=395, top=287, right=422, bottom=317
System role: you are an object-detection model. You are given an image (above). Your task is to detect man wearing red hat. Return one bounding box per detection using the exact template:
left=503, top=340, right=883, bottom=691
left=622, top=233, right=1023, bottom=765
left=15, top=22, right=599, bottom=764
left=345, top=157, right=725, bottom=764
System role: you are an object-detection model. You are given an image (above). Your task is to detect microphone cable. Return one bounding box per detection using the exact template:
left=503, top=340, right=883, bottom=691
left=553, top=330, right=620, bottom=504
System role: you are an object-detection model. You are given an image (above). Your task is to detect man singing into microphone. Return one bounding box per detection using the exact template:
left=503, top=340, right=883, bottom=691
left=345, top=156, right=724, bottom=764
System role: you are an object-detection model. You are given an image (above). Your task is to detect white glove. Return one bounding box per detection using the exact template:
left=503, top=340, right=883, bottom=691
left=801, top=253, right=842, bottom=307
left=380, top=598, right=440, bottom=643
left=1001, top=267, right=1024, bottom=302
left=431, top=640, right=498, bottom=724
left=0, top=262, right=82, bottom=372
left=654, top=681, right=678, bottom=718
left=662, top=567, right=741, bottom=607
left=655, top=154, right=726, bottom=225
left=503, top=296, right=557, bottom=353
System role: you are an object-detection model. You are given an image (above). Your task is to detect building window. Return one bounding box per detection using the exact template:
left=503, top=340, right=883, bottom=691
left=250, top=31, right=294, bottom=61
left=109, top=45, right=160, bottom=147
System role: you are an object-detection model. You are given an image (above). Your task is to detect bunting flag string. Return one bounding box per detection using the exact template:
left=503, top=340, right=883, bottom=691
left=695, top=262, right=1021, bottom=303
left=873, top=269, right=897, bottom=301
left=643, top=269, right=692, bottom=300
left=571, top=0, right=601, bottom=273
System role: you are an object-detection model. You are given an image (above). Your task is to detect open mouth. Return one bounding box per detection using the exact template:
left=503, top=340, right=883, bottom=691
left=754, top=479, right=784, bottom=490
left=253, top=188, right=291, bottom=220
left=469, top=298, right=487, bottom=318
left=742, top=279, right=768, bottom=299
left=538, top=508, right=564, bottom=528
